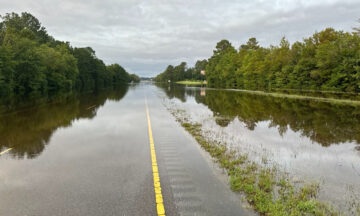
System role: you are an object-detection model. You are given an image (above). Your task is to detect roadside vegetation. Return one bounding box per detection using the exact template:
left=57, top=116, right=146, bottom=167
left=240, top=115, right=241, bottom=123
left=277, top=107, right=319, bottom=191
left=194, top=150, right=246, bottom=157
left=154, top=60, right=206, bottom=83
left=181, top=120, right=338, bottom=215
left=167, top=107, right=341, bottom=216
left=176, top=80, right=205, bottom=85
left=156, top=22, right=360, bottom=93
left=0, top=12, right=140, bottom=96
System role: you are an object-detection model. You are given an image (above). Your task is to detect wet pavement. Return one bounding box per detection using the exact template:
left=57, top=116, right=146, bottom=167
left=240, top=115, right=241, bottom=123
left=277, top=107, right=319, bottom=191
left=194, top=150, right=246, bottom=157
left=0, top=83, right=252, bottom=216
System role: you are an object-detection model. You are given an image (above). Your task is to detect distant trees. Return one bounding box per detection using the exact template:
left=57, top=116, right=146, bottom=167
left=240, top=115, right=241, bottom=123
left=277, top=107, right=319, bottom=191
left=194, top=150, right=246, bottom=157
left=129, top=73, right=140, bottom=83
left=154, top=60, right=207, bottom=82
left=73, top=47, right=108, bottom=91
left=193, top=60, right=207, bottom=80
left=0, top=12, right=138, bottom=96
left=106, top=63, right=130, bottom=84
left=154, top=65, right=174, bottom=82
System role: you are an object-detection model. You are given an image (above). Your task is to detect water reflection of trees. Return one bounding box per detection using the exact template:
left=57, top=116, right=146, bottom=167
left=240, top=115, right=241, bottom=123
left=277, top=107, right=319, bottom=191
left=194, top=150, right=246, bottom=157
left=156, top=83, right=187, bottom=102
left=0, top=85, right=129, bottom=159
left=156, top=84, right=360, bottom=147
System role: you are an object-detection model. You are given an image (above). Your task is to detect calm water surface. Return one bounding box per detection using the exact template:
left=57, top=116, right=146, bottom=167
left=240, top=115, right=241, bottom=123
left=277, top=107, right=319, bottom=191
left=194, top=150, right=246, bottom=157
left=0, top=84, right=160, bottom=215
left=157, top=83, right=360, bottom=213
left=0, top=83, right=254, bottom=216
left=0, top=86, right=129, bottom=159
left=0, top=83, right=359, bottom=214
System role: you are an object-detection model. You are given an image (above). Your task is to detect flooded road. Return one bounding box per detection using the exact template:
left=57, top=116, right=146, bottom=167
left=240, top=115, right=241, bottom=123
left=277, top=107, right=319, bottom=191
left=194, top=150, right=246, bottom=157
left=157, top=83, right=360, bottom=214
left=0, top=85, right=158, bottom=215
left=0, top=83, right=251, bottom=216
left=1, top=82, right=359, bottom=215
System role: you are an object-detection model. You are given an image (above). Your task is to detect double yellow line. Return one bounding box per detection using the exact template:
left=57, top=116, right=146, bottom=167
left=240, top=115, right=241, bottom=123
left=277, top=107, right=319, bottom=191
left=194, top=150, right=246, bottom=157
left=145, top=99, right=166, bottom=216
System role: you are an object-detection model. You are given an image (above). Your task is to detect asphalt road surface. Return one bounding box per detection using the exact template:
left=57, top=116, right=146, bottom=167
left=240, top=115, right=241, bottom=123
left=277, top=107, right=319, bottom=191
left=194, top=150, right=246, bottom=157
left=0, top=83, right=253, bottom=216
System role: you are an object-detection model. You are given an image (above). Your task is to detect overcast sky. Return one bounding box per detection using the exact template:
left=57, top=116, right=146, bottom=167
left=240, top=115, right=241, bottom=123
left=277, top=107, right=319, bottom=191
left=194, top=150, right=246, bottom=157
left=1, top=0, right=360, bottom=77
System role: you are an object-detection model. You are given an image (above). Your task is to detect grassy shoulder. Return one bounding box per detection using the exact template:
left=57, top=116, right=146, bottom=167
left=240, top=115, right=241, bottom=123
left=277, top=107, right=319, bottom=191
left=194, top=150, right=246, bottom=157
left=176, top=80, right=206, bottom=85
left=169, top=109, right=340, bottom=216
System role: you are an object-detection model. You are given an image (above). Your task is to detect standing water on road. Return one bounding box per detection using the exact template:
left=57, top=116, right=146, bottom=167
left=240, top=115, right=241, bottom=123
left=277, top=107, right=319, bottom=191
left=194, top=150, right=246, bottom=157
left=0, top=82, right=359, bottom=215
left=0, top=85, right=161, bottom=216
left=157, top=83, right=360, bottom=214
left=0, top=86, right=129, bottom=159
left=0, top=83, right=254, bottom=216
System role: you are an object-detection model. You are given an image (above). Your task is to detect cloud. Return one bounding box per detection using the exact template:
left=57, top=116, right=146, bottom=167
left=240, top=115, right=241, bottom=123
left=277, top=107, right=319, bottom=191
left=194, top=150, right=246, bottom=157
left=1, top=0, right=359, bottom=77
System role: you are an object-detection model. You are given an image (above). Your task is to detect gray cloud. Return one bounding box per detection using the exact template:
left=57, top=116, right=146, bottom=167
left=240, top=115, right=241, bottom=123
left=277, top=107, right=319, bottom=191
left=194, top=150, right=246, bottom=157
left=1, top=0, right=359, bottom=77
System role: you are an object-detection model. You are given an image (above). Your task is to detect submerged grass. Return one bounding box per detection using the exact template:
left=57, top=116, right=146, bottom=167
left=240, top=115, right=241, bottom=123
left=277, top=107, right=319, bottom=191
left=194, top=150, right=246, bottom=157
left=179, top=120, right=339, bottom=216
left=176, top=80, right=205, bottom=85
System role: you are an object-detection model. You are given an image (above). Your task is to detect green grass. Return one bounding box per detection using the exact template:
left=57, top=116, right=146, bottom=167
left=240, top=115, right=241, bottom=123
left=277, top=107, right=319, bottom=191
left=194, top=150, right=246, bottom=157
left=178, top=120, right=339, bottom=216
left=176, top=80, right=205, bottom=85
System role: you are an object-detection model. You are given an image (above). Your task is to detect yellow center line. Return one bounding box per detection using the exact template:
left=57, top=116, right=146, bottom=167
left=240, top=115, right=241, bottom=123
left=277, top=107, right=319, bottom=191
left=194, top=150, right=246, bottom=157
left=145, top=98, right=166, bottom=216
left=0, top=148, right=12, bottom=155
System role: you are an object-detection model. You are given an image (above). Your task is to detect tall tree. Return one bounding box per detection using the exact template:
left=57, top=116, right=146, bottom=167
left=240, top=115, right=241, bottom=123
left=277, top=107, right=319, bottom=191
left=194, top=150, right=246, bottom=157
left=0, top=12, right=52, bottom=44
left=0, top=12, right=133, bottom=95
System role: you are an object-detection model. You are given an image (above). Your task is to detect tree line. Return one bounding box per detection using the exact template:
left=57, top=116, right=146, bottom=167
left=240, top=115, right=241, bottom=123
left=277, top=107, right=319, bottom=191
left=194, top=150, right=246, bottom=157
left=154, top=60, right=206, bottom=82
left=0, top=12, right=139, bottom=96
left=156, top=26, right=360, bottom=92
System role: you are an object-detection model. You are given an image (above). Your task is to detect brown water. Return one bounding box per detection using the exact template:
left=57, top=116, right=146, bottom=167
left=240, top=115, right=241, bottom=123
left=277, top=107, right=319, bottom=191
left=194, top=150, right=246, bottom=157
left=157, top=83, right=360, bottom=214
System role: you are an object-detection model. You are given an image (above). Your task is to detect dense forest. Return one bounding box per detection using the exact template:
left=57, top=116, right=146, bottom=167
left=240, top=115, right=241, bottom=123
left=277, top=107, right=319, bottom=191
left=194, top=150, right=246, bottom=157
left=156, top=27, right=360, bottom=92
left=0, top=12, right=139, bottom=96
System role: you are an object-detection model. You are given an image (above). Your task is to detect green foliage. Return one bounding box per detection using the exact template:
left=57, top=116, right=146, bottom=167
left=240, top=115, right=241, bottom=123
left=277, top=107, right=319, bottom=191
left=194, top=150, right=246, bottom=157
left=176, top=118, right=338, bottom=216
left=155, top=60, right=207, bottom=82
left=73, top=47, right=118, bottom=90
left=129, top=73, right=140, bottom=83
left=210, top=28, right=360, bottom=92
left=38, top=44, right=79, bottom=90
left=206, top=40, right=237, bottom=87
left=0, top=12, right=52, bottom=44
left=176, top=80, right=204, bottom=85
left=0, top=12, right=136, bottom=96
left=0, top=45, right=15, bottom=94
left=157, top=28, right=360, bottom=92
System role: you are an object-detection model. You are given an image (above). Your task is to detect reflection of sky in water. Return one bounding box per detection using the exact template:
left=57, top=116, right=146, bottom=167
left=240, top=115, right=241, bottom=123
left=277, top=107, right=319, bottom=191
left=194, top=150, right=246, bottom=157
left=0, top=86, right=129, bottom=160
left=0, top=86, right=150, bottom=210
left=163, top=90, right=360, bottom=211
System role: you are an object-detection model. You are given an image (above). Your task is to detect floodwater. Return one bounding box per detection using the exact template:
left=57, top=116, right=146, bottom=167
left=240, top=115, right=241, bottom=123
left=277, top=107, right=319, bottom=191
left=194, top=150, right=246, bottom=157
left=0, top=85, right=160, bottom=215
left=157, top=83, right=360, bottom=214
left=1, top=82, right=359, bottom=215
left=0, top=83, right=253, bottom=216
left=0, top=85, right=130, bottom=160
